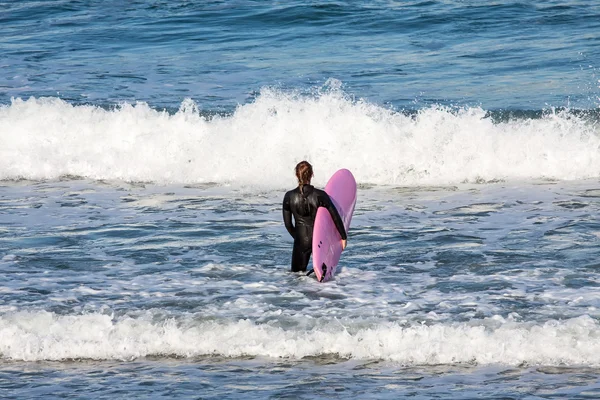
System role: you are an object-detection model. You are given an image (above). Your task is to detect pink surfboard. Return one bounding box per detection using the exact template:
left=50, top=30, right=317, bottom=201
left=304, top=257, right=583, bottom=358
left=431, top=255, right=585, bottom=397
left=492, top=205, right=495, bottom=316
left=312, top=169, right=357, bottom=282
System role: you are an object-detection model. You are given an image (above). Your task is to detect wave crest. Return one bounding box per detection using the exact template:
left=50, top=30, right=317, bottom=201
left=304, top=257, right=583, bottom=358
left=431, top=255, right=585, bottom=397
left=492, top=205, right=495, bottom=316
left=1, top=92, right=599, bottom=186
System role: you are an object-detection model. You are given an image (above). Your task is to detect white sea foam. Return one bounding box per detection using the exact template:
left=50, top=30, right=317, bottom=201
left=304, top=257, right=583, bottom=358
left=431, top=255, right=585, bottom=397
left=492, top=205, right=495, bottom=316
left=1, top=92, right=599, bottom=186
left=2, top=311, right=600, bottom=365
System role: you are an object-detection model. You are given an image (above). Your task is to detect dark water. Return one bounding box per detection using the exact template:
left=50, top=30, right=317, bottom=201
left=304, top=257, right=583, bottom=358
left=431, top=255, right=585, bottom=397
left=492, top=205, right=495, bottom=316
left=3, top=359, right=600, bottom=399
left=2, top=1, right=600, bottom=110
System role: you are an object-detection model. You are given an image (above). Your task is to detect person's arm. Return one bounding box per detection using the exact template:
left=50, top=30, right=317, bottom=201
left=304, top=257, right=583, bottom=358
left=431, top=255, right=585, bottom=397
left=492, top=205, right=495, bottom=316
left=282, top=192, right=295, bottom=238
left=318, top=192, right=347, bottom=242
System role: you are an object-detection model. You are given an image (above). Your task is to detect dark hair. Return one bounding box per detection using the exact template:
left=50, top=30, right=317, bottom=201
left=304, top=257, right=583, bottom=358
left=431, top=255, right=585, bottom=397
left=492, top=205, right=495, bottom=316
left=295, top=161, right=313, bottom=190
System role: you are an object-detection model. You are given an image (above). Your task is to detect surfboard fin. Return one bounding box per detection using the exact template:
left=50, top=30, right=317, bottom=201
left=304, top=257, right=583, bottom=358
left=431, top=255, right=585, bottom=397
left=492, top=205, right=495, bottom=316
left=320, top=263, right=327, bottom=282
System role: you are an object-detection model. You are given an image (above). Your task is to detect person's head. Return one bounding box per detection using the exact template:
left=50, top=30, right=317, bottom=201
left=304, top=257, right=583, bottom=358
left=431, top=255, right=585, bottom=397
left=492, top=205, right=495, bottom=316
left=295, top=161, right=313, bottom=187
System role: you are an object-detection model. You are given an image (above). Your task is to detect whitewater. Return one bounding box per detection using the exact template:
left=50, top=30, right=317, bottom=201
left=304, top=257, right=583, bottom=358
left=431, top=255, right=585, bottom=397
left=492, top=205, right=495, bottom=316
left=3, top=311, right=600, bottom=365
left=2, top=90, right=600, bottom=186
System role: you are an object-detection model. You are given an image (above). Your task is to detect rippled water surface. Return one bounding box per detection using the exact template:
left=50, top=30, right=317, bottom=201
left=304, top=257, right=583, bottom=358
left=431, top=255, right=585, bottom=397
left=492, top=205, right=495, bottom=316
left=2, top=1, right=600, bottom=110
left=2, top=180, right=600, bottom=397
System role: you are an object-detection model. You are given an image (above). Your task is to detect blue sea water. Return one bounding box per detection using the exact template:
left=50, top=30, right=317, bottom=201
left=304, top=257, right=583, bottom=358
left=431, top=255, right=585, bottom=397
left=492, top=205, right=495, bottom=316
left=2, top=1, right=600, bottom=398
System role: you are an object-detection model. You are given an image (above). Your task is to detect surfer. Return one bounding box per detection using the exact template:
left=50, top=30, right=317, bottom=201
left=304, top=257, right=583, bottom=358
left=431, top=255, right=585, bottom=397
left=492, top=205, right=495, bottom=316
left=282, top=161, right=347, bottom=272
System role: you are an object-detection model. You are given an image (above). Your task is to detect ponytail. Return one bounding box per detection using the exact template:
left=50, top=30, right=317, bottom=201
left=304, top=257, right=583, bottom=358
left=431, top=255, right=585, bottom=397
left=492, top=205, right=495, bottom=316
left=295, top=161, right=313, bottom=193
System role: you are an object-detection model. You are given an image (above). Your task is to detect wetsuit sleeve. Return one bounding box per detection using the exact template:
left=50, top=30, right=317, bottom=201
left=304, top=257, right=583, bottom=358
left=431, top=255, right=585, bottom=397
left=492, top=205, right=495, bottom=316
left=318, top=192, right=348, bottom=241
left=282, top=192, right=295, bottom=238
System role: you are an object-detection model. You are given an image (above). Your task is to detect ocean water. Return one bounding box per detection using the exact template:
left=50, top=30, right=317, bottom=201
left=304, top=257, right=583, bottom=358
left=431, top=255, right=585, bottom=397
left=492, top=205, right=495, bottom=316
left=2, top=1, right=600, bottom=398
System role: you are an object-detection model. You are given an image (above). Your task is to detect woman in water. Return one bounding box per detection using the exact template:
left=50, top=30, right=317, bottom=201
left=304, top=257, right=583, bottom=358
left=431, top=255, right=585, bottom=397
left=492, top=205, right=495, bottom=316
left=282, top=161, right=347, bottom=272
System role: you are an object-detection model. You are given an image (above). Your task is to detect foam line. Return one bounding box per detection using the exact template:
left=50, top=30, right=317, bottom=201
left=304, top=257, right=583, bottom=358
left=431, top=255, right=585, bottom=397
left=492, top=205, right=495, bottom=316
left=2, top=311, right=600, bottom=365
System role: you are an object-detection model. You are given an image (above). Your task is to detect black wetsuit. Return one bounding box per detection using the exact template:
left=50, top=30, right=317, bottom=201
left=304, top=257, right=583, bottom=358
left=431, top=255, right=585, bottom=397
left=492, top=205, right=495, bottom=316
left=282, top=185, right=347, bottom=272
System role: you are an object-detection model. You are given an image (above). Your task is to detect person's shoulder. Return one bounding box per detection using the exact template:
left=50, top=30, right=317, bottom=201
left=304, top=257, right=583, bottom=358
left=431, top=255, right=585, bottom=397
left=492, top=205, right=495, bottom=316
left=312, top=188, right=330, bottom=200
left=284, top=187, right=299, bottom=198
left=313, top=187, right=327, bottom=196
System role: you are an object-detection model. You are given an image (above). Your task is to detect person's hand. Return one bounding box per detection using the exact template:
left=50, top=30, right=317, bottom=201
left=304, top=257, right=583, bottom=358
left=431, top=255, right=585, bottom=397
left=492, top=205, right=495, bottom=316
left=341, top=239, right=347, bottom=250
